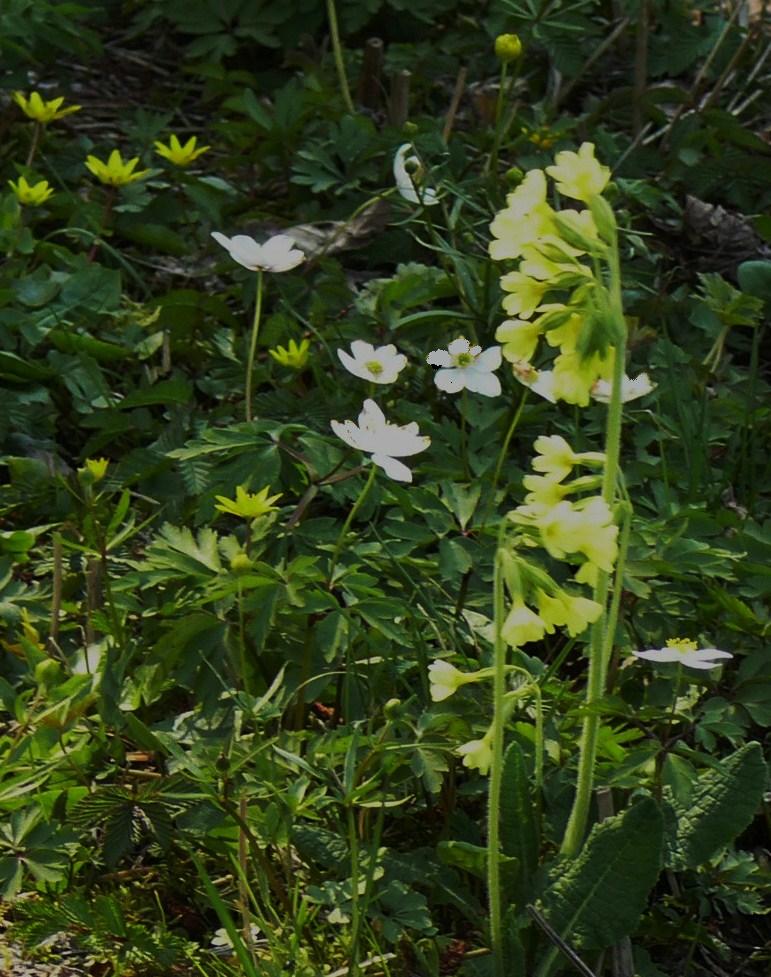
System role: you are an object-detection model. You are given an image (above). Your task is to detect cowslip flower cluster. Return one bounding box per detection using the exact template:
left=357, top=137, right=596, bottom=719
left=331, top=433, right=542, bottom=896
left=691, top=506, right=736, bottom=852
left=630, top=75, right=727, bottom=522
left=508, top=434, right=617, bottom=592
left=490, top=145, right=651, bottom=407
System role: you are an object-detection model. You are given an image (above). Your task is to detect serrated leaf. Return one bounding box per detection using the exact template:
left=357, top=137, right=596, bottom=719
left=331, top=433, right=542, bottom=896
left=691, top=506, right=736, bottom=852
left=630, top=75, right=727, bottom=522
left=668, top=742, right=766, bottom=869
left=500, top=741, right=540, bottom=906
left=537, top=797, right=663, bottom=972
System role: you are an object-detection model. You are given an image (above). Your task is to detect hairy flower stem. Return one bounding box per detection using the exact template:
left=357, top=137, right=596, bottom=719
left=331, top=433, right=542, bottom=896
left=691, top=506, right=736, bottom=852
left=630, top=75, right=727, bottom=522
left=487, top=527, right=508, bottom=977
left=25, top=122, right=42, bottom=168
left=328, top=464, right=377, bottom=586
left=560, top=225, right=628, bottom=858
left=245, top=270, right=264, bottom=423
left=326, top=0, right=355, bottom=114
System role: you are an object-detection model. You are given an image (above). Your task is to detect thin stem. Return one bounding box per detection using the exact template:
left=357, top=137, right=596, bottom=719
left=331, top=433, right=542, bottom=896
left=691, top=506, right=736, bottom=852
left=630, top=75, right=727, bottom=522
left=481, top=389, right=528, bottom=529
left=25, top=122, right=42, bottom=168
left=560, top=221, right=628, bottom=859
left=347, top=802, right=361, bottom=977
left=328, top=464, right=377, bottom=586
left=326, top=0, right=355, bottom=114
left=460, top=388, right=470, bottom=479
left=245, top=269, right=264, bottom=423
left=485, top=61, right=509, bottom=177
left=487, top=526, right=508, bottom=977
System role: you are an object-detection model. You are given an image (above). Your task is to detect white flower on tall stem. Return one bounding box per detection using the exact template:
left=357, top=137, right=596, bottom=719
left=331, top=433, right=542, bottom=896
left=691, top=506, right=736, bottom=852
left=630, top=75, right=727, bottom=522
left=591, top=372, right=655, bottom=403
left=633, top=638, right=733, bottom=671
left=393, top=144, right=439, bottom=206
left=427, top=338, right=502, bottom=396
left=510, top=360, right=557, bottom=403
left=211, top=231, right=305, bottom=273
left=337, top=341, right=407, bottom=384
left=330, top=399, right=430, bottom=482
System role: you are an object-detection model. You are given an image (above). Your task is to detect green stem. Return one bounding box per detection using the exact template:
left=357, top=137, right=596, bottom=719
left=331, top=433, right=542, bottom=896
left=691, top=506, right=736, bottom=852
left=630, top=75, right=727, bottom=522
left=481, top=389, right=528, bottom=529
left=486, top=63, right=509, bottom=178
left=560, top=225, right=628, bottom=859
left=245, top=270, right=264, bottom=423
left=487, top=526, right=508, bottom=977
left=347, top=803, right=361, bottom=976
left=328, top=464, right=377, bottom=586
left=460, top=388, right=470, bottom=479
left=25, top=122, right=42, bottom=169
left=326, top=0, right=355, bottom=114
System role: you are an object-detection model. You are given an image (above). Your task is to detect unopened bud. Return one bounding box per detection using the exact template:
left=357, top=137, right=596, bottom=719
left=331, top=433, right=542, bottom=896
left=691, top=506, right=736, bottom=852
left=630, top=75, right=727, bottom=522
left=505, top=166, right=525, bottom=186
left=230, top=553, right=253, bottom=574
left=383, top=698, right=402, bottom=719
left=495, top=34, right=523, bottom=63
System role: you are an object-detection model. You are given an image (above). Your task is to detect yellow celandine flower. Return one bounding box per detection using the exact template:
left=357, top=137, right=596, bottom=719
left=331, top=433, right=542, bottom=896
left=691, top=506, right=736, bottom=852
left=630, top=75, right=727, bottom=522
left=545, top=142, right=610, bottom=204
left=13, top=91, right=81, bottom=124
left=269, top=338, right=311, bottom=370
left=85, top=149, right=150, bottom=187
left=501, top=599, right=547, bottom=647
left=7, top=175, right=54, bottom=206
left=536, top=589, right=603, bottom=637
left=456, top=732, right=494, bottom=775
left=214, top=485, right=283, bottom=519
left=154, top=134, right=210, bottom=167
left=85, top=457, right=109, bottom=482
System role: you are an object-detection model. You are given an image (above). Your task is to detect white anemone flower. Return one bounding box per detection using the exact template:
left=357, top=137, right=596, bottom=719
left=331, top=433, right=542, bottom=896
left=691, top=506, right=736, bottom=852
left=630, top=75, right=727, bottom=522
left=337, top=341, right=407, bottom=384
left=330, top=398, right=430, bottom=482
left=591, top=372, right=655, bottom=403
left=393, top=144, right=439, bottom=206
left=427, top=337, right=502, bottom=396
left=633, top=638, right=733, bottom=671
left=211, top=231, right=305, bottom=272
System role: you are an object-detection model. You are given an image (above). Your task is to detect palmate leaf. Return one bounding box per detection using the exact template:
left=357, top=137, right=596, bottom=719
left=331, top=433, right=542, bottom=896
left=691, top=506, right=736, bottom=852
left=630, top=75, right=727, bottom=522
left=141, top=523, right=222, bottom=579
left=536, top=797, right=663, bottom=975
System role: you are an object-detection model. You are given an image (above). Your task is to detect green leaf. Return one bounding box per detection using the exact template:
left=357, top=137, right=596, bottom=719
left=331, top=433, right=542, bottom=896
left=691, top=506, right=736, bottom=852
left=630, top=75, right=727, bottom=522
left=500, top=741, right=540, bottom=906
left=737, top=260, right=771, bottom=304
left=537, top=797, right=663, bottom=971
left=668, top=742, right=766, bottom=869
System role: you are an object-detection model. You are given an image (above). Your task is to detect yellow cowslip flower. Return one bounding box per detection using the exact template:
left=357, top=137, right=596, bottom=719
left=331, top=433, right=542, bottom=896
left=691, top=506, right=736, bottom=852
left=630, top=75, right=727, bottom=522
left=545, top=142, right=610, bottom=204
left=494, top=33, right=523, bottom=62
left=538, top=498, right=618, bottom=572
left=456, top=733, right=494, bottom=775
left=499, top=271, right=549, bottom=319
left=552, top=349, right=613, bottom=407
left=214, top=485, right=283, bottom=520
left=522, top=473, right=568, bottom=509
left=85, top=149, right=150, bottom=187
left=488, top=170, right=555, bottom=261
left=543, top=311, right=583, bottom=353
left=535, top=589, right=603, bottom=637
left=269, top=338, right=311, bottom=370
left=154, top=134, right=210, bottom=167
left=495, top=318, right=543, bottom=364
left=13, top=91, right=81, bottom=124
left=532, top=434, right=604, bottom=482
left=501, top=600, right=547, bottom=647
left=7, top=175, right=54, bottom=206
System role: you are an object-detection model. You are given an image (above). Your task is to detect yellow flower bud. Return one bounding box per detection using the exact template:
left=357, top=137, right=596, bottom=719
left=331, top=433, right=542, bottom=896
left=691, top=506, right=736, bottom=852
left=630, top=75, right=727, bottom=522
left=495, top=33, right=523, bottom=63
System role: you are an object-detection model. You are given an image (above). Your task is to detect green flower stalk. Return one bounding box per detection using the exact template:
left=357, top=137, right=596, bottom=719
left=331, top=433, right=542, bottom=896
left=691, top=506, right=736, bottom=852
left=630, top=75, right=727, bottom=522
left=245, top=269, right=264, bottom=423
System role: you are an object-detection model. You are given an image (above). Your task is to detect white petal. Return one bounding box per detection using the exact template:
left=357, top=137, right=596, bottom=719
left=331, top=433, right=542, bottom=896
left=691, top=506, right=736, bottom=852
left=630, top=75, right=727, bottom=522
left=633, top=648, right=682, bottom=663
left=359, top=399, right=386, bottom=430
left=331, top=419, right=368, bottom=451
left=529, top=370, right=557, bottom=403
left=374, top=427, right=430, bottom=457
left=448, top=337, right=470, bottom=356
left=427, top=349, right=452, bottom=367
left=211, top=231, right=232, bottom=250
left=229, top=235, right=264, bottom=270
left=349, top=340, right=374, bottom=359
left=434, top=369, right=466, bottom=393
left=469, top=345, right=482, bottom=357
left=371, top=453, right=413, bottom=482
left=474, top=346, right=502, bottom=371
left=680, top=657, right=725, bottom=670
left=464, top=369, right=501, bottom=397
left=693, top=648, right=732, bottom=659
left=337, top=348, right=369, bottom=379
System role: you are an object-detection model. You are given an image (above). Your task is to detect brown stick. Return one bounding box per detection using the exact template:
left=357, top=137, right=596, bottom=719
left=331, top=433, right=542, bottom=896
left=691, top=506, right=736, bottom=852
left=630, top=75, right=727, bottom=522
left=442, top=65, right=468, bottom=144
left=357, top=37, right=384, bottom=109
left=389, top=69, right=411, bottom=127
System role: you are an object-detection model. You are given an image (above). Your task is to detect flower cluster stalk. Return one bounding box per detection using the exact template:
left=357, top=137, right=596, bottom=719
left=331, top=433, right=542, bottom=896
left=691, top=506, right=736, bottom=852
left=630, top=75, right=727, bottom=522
left=560, top=230, right=628, bottom=858
left=326, top=0, right=355, bottom=114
